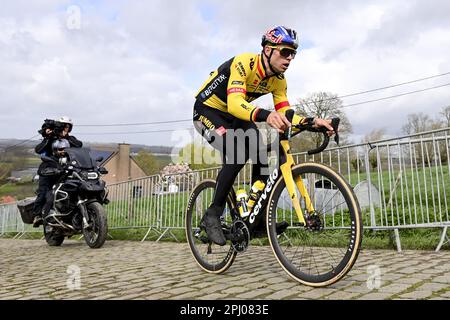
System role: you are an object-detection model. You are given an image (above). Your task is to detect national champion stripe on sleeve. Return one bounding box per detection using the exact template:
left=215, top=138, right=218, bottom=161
left=251, top=108, right=260, bottom=122
left=275, top=101, right=290, bottom=111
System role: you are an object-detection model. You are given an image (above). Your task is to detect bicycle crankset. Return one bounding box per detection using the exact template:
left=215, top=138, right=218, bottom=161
left=229, top=220, right=250, bottom=253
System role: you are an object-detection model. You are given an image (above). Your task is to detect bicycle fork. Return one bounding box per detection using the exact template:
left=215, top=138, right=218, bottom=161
left=279, top=140, right=315, bottom=226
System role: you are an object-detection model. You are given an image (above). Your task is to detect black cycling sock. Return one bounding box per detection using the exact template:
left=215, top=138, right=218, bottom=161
left=212, top=163, right=245, bottom=208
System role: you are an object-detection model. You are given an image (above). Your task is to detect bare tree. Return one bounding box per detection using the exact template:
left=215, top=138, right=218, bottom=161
left=401, top=112, right=443, bottom=135
left=401, top=112, right=445, bottom=166
left=361, top=128, right=388, bottom=170
left=362, top=128, right=387, bottom=144
left=440, top=105, right=450, bottom=127
left=292, top=92, right=352, bottom=152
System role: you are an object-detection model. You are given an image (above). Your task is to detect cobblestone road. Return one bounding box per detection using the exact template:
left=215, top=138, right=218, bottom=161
left=0, top=239, right=449, bottom=300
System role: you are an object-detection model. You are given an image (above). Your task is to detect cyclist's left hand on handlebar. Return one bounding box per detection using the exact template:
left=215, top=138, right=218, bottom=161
left=267, top=111, right=291, bottom=133
left=313, top=118, right=335, bottom=136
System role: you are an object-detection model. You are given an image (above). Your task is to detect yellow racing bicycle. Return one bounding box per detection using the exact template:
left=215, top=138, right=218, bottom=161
left=186, top=110, right=362, bottom=287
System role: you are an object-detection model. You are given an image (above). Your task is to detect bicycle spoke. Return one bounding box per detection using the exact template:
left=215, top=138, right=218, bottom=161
left=186, top=180, right=237, bottom=274
left=269, top=164, right=362, bottom=285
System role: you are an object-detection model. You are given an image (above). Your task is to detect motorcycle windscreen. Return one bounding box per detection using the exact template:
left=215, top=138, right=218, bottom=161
left=65, top=148, right=96, bottom=169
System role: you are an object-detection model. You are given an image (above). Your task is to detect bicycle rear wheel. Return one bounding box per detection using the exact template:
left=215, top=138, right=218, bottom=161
left=186, top=179, right=237, bottom=274
left=267, top=163, right=362, bottom=287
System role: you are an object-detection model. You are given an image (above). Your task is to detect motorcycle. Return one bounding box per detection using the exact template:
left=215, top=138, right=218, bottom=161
left=18, top=148, right=110, bottom=248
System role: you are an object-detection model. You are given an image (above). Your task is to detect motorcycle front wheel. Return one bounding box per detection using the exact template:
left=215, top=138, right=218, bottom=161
left=82, top=202, right=108, bottom=249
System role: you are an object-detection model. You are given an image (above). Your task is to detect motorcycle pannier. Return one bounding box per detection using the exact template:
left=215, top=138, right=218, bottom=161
left=17, top=197, right=36, bottom=224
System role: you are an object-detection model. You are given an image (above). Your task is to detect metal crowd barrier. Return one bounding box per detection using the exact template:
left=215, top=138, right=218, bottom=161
left=1, top=128, right=449, bottom=250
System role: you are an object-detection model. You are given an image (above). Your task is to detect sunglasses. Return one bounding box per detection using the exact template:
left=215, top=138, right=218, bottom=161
left=269, top=46, right=297, bottom=59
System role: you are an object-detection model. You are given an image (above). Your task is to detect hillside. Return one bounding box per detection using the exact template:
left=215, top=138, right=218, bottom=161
left=0, top=139, right=180, bottom=155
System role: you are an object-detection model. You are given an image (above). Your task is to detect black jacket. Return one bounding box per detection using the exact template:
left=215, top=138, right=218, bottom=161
left=37, top=156, right=64, bottom=177
left=35, top=135, right=83, bottom=156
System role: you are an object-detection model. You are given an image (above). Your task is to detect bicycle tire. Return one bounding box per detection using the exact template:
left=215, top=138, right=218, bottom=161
left=186, top=179, right=237, bottom=274
left=267, top=162, right=362, bottom=287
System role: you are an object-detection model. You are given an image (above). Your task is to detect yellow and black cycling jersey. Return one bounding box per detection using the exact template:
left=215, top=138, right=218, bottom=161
left=195, top=53, right=306, bottom=125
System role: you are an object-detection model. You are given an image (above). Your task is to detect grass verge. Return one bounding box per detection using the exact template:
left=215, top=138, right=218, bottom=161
left=1, top=227, right=447, bottom=251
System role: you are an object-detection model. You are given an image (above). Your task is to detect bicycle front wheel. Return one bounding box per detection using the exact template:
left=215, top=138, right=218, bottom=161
left=267, top=163, right=362, bottom=287
left=186, top=179, right=237, bottom=274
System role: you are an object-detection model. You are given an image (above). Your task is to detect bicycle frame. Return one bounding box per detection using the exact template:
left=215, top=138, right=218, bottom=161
left=279, top=140, right=311, bottom=226
left=242, top=135, right=313, bottom=233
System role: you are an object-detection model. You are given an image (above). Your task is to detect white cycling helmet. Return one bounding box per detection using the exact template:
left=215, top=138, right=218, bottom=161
left=58, top=116, right=73, bottom=132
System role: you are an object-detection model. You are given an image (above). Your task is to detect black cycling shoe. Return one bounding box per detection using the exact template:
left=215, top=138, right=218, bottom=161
left=202, top=209, right=226, bottom=246
left=252, top=221, right=289, bottom=238
left=276, top=221, right=289, bottom=235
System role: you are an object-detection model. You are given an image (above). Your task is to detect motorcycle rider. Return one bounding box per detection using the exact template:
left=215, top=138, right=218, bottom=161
left=32, top=116, right=82, bottom=227
left=38, top=139, right=71, bottom=223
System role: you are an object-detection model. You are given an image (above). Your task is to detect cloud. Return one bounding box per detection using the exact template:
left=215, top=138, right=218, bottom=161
left=0, top=0, right=449, bottom=148
left=0, top=2, right=201, bottom=145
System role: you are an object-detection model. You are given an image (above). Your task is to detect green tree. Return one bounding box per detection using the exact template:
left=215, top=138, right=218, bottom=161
left=177, top=143, right=221, bottom=171
left=0, top=163, right=13, bottom=181
left=134, top=150, right=162, bottom=176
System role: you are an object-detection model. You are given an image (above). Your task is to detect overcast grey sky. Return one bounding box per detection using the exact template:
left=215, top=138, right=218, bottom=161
left=1, top=0, right=449, bottom=147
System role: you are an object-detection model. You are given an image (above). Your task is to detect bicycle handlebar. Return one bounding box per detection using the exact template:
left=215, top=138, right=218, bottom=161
left=284, top=109, right=340, bottom=155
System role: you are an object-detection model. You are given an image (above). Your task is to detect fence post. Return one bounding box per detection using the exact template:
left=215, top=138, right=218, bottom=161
left=141, top=174, right=163, bottom=242
left=436, top=226, right=449, bottom=252
left=365, top=144, right=376, bottom=228
left=393, top=228, right=402, bottom=253
left=1, top=206, right=5, bottom=235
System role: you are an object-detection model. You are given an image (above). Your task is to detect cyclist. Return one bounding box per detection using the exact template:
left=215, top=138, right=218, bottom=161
left=193, top=26, right=334, bottom=245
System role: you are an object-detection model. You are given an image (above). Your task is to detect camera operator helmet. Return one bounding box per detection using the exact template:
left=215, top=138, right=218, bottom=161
left=52, top=138, right=70, bottom=157
left=58, top=116, right=73, bottom=133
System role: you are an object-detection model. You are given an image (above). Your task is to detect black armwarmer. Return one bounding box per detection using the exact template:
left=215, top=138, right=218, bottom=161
left=254, top=109, right=271, bottom=122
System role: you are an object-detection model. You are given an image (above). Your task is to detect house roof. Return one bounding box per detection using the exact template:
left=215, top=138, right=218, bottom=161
left=89, top=150, right=115, bottom=166
left=89, top=147, right=146, bottom=176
